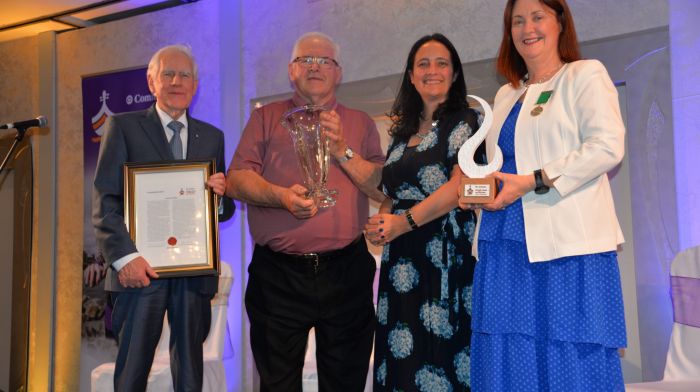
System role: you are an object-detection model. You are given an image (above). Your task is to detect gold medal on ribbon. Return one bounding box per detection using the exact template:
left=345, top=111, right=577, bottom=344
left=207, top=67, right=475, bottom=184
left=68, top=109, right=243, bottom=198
left=531, top=90, right=553, bottom=117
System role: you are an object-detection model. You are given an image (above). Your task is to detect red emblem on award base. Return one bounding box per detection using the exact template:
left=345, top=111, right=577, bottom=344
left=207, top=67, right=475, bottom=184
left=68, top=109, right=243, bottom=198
left=167, top=237, right=177, bottom=246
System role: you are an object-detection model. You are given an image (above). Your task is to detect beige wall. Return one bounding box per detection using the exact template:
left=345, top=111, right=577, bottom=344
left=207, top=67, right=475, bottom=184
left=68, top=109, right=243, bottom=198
left=0, top=36, right=39, bottom=127
left=0, top=35, right=46, bottom=391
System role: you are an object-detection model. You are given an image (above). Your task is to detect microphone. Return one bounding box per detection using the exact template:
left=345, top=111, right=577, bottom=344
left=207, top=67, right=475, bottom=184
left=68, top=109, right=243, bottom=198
left=0, top=116, right=48, bottom=130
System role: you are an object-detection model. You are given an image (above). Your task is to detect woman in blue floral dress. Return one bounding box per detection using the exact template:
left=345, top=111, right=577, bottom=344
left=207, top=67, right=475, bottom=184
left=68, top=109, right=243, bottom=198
left=365, top=34, right=482, bottom=392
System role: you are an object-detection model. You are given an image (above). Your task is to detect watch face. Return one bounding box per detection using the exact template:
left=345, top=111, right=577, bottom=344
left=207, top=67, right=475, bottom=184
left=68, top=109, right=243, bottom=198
left=345, top=147, right=354, bottom=159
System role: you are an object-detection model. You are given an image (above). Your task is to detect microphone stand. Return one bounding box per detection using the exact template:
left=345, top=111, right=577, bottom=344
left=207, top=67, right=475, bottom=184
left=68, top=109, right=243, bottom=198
left=0, top=126, right=30, bottom=173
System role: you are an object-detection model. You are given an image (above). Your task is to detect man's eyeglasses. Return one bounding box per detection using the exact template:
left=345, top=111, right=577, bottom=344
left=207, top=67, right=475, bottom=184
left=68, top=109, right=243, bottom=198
left=160, top=70, right=193, bottom=81
left=292, top=56, right=339, bottom=69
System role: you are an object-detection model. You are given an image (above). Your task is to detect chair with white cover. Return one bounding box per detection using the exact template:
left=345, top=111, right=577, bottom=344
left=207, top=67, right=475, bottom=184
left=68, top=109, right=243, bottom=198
left=91, top=261, right=234, bottom=392
left=626, top=246, right=700, bottom=391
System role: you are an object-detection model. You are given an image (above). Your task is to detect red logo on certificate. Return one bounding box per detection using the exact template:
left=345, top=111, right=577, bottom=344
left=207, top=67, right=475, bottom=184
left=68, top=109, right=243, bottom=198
left=167, top=237, right=177, bottom=246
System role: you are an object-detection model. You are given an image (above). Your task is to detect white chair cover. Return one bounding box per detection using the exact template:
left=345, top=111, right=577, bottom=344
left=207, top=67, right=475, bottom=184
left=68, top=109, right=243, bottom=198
left=91, top=261, right=234, bottom=392
left=664, top=246, right=700, bottom=381
left=626, top=246, right=700, bottom=391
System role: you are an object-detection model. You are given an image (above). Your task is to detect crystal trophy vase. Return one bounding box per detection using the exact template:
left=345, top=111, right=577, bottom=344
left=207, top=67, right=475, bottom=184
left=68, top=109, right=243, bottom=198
left=281, top=104, right=337, bottom=208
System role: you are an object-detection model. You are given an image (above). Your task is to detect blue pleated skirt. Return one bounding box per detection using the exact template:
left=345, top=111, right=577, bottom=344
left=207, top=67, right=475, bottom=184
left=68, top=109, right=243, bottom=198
left=470, top=239, right=627, bottom=391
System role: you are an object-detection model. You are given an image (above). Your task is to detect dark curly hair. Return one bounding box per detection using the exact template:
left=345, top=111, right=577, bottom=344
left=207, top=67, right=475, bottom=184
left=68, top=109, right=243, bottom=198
left=388, top=33, right=468, bottom=140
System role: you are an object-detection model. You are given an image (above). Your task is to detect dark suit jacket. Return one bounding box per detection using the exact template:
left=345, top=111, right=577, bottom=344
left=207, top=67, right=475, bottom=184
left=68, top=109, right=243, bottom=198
left=92, top=105, right=233, bottom=295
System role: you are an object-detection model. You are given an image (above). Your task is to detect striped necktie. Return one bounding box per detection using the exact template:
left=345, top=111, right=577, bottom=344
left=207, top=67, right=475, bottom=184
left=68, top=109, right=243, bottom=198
left=167, top=120, right=184, bottom=159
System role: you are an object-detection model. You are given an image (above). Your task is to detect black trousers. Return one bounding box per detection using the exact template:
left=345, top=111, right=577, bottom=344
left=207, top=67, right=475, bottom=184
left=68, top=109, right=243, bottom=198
left=111, top=278, right=212, bottom=392
left=246, top=237, right=376, bottom=392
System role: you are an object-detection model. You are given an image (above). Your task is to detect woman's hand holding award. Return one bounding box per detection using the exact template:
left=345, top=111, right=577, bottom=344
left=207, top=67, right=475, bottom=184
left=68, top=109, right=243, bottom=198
left=458, top=95, right=502, bottom=204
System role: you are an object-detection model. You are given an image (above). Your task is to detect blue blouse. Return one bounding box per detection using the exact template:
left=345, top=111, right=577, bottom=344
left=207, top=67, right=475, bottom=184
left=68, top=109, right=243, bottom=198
left=478, top=101, right=525, bottom=243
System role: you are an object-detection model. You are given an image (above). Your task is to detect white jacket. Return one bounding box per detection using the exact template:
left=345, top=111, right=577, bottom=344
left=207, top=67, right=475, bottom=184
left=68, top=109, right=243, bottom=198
left=475, top=59, right=625, bottom=262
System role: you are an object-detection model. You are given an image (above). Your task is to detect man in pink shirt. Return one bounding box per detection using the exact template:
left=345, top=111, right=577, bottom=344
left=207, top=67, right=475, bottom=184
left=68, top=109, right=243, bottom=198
left=227, top=32, right=385, bottom=391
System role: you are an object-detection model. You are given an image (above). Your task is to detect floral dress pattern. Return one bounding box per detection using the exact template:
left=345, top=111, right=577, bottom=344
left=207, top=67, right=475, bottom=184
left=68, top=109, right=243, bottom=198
left=374, top=109, right=480, bottom=392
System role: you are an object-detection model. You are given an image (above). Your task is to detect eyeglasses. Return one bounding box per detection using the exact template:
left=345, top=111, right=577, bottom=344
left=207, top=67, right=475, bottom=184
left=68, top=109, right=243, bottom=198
left=292, top=56, right=339, bottom=69
left=160, top=70, right=193, bottom=81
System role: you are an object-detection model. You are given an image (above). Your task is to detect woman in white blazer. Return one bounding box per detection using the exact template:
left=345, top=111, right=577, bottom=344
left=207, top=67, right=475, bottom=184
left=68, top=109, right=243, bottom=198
left=460, top=0, right=627, bottom=390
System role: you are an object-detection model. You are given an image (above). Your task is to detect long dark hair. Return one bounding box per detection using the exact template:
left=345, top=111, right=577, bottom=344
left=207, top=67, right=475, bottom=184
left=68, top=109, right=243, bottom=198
left=496, top=0, right=581, bottom=87
left=388, top=33, right=468, bottom=140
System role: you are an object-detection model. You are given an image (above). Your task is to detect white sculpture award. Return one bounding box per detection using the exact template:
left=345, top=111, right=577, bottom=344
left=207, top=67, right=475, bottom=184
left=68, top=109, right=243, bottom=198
left=457, top=95, right=502, bottom=204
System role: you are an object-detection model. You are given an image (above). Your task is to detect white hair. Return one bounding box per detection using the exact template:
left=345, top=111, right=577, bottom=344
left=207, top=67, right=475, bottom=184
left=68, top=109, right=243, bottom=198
left=147, top=44, right=199, bottom=80
left=290, top=32, right=341, bottom=65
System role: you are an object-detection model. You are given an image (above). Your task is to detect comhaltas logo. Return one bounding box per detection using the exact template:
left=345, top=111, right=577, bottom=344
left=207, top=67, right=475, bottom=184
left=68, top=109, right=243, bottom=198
left=126, top=93, right=155, bottom=105
left=90, top=90, right=115, bottom=143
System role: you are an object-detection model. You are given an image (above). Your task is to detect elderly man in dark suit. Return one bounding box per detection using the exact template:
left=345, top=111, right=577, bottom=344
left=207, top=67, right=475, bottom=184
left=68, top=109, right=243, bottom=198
left=92, top=44, right=233, bottom=392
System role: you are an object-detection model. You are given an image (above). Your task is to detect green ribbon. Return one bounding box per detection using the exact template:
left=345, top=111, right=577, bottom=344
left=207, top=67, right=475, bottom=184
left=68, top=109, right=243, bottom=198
left=536, top=90, right=553, bottom=105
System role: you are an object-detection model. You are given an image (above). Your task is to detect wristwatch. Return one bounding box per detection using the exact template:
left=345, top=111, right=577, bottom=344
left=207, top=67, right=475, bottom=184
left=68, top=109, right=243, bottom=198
left=534, top=169, right=550, bottom=194
left=337, top=146, right=354, bottom=163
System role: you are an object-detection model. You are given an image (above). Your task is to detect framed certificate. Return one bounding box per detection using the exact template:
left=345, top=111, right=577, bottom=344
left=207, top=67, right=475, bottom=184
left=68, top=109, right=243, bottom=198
left=124, top=160, right=219, bottom=277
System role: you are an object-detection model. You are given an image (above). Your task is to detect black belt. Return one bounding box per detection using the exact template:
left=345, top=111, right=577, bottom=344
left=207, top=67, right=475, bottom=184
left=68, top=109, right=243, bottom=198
left=260, top=236, right=363, bottom=273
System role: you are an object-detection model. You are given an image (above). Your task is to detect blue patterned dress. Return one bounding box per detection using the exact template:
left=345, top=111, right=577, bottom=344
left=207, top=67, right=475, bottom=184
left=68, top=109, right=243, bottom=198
left=374, top=109, right=480, bottom=392
left=470, top=101, right=627, bottom=391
